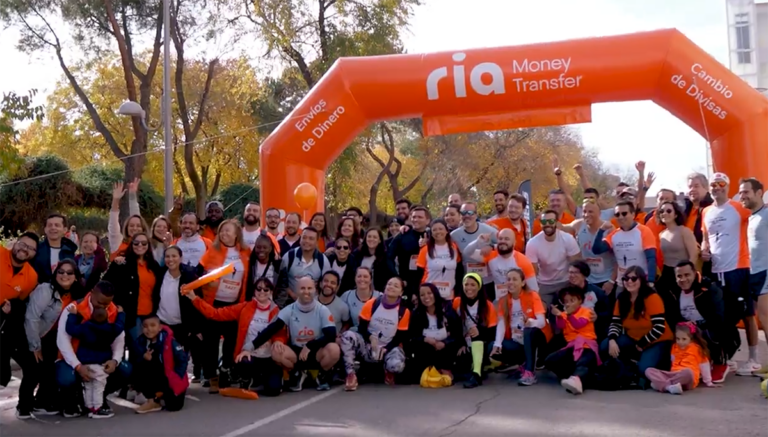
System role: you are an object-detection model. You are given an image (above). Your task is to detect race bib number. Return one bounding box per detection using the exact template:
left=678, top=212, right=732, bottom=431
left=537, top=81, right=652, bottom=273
left=434, top=282, right=452, bottom=300
left=495, top=283, right=509, bottom=299
left=467, top=262, right=488, bottom=277
left=409, top=255, right=418, bottom=271
left=512, top=328, right=524, bottom=344
left=586, top=257, right=604, bottom=274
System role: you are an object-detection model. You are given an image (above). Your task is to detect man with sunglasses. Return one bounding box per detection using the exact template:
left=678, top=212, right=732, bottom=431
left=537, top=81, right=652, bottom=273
left=452, top=203, right=498, bottom=289
left=532, top=189, right=576, bottom=236
left=609, top=187, right=647, bottom=228
left=526, top=210, right=582, bottom=307
left=1, top=232, right=40, bottom=390
left=591, top=201, right=658, bottom=292
left=701, top=172, right=759, bottom=376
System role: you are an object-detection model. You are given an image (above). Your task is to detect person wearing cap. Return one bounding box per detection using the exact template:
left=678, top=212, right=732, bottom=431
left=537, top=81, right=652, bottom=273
left=452, top=273, right=497, bottom=389
left=200, top=201, right=225, bottom=242
left=701, top=172, right=760, bottom=376
left=609, top=187, right=648, bottom=228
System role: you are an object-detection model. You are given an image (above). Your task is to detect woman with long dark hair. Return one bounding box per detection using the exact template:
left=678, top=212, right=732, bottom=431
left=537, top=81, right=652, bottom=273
left=601, top=265, right=673, bottom=389
left=656, top=201, right=699, bottom=294
left=453, top=273, right=497, bottom=388
left=349, top=228, right=394, bottom=292
left=75, top=231, right=109, bottom=293
left=327, top=217, right=361, bottom=254
left=310, top=212, right=333, bottom=253
left=19, top=259, right=86, bottom=417
left=327, top=237, right=355, bottom=293
left=152, top=246, right=202, bottom=350
left=103, top=232, right=160, bottom=348
left=408, top=283, right=463, bottom=384
left=416, top=219, right=464, bottom=300
left=246, top=233, right=281, bottom=301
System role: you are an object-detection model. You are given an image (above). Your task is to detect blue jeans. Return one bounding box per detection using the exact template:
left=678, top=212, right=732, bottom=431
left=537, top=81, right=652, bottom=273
left=490, top=327, right=546, bottom=372
left=56, top=360, right=132, bottom=408
left=599, top=335, right=671, bottom=388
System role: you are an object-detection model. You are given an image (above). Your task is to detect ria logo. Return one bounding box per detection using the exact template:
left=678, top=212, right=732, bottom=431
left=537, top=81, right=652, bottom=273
left=426, top=53, right=505, bottom=100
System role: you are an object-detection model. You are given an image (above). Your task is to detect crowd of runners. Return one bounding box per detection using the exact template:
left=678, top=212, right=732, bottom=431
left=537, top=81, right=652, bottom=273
left=1, top=161, right=766, bottom=420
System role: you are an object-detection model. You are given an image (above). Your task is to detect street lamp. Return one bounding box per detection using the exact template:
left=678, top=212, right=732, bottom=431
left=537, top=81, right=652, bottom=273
left=118, top=0, right=173, bottom=214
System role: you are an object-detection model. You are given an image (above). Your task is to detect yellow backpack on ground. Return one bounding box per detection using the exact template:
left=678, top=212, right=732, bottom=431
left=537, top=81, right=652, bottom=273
left=420, top=366, right=452, bottom=388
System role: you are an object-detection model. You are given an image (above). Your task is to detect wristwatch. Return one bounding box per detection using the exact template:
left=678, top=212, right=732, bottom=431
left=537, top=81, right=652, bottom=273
left=554, top=169, right=562, bottom=176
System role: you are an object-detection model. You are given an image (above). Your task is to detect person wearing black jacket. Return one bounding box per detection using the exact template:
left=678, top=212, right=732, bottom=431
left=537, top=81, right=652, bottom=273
left=387, top=206, right=432, bottom=306
left=683, top=173, right=714, bottom=244
left=31, top=214, right=78, bottom=284
left=661, top=260, right=736, bottom=383
left=407, top=283, right=464, bottom=384
left=245, top=233, right=281, bottom=301
left=152, top=246, right=202, bottom=350
left=247, top=277, right=341, bottom=392
left=452, top=273, right=497, bottom=389
left=327, top=237, right=355, bottom=294
left=348, top=228, right=395, bottom=292
left=102, top=232, right=161, bottom=351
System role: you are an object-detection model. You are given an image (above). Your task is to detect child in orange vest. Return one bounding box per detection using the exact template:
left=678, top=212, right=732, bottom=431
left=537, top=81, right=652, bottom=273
left=544, top=286, right=599, bottom=395
left=645, top=321, right=716, bottom=394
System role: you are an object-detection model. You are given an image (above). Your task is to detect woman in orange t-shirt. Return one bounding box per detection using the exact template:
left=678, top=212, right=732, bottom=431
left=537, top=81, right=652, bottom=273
left=645, top=321, right=716, bottom=394
left=544, top=286, right=600, bottom=395
left=601, top=265, right=673, bottom=390
left=102, top=232, right=160, bottom=348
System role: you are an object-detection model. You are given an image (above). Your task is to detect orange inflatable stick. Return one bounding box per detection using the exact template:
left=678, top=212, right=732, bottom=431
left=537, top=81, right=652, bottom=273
left=180, top=264, right=235, bottom=295
left=259, top=28, right=768, bottom=219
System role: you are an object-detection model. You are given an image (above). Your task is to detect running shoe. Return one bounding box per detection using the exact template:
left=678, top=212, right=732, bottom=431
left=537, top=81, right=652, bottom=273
left=736, top=360, right=762, bottom=376
left=288, top=370, right=307, bottom=392
left=345, top=373, right=358, bottom=391
left=463, top=373, right=481, bottom=389
left=384, top=370, right=396, bottom=386
left=711, top=364, right=729, bottom=383
left=561, top=376, right=583, bottom=395
left=666, top=383, right=683, bottom=395
left=90, top=405, right=114, bottom=419
left=135, top=399, right=162, bottom=414
left=728, top=360, right=738, bottom=371
left=316, top=371, right=331, bottom=391
left=518, top=370, right=537, bottom=386
left=62, top=405, right=81, bottom=418
left=15, top=407, right=32, bottom=420
left=32, top=405, right=59, bottom=416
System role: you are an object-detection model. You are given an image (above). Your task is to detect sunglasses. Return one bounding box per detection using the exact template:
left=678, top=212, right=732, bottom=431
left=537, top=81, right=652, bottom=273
left=255, top=287, right=272, bottom=293
left=660, top=208, right=674, bottom=215
left=710, top=181, right=727, bottom=188
left=336, top=245, right=350, bottom=250
left=460, top=210, right=476, bottom=216
left=582, top=198, right=597, bottom=204
left=132, top=240, right=149, bottom=247
left=57, top=269, right=75, bottom=276
left=622, top=275, right=640, bottom=283
left=540, top=218, right=557, bottom=225
left=614, top=211, right=630, bottom=217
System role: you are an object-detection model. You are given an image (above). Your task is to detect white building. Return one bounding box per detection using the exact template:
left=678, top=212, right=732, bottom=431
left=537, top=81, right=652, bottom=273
left=725, top=0, right=768, bottom=93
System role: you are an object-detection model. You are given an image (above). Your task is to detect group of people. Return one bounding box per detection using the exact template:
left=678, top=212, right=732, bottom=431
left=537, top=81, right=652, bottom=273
left=1, top=161, right=766, bottom=421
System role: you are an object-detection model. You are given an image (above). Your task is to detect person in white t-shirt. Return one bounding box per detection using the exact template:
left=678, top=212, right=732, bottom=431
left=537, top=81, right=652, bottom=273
left=246, top=233, right=280, bottom=300
left=172, top=212, right=211, bottom=268
left=525, top=210, right=582, bottom=307
left=241, top=202, right=262, bottom=250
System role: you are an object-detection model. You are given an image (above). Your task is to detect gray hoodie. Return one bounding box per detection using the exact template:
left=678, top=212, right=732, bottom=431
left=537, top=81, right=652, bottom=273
left=24, top=283, right=64, bottom=351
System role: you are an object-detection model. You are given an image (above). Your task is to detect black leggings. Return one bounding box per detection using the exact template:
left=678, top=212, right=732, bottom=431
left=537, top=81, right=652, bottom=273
left=492, top=327, right=547, bottom=372
left=134, top=358, right=185, bottom=412
left=545, top=347, right=597, bottom=381
left=234, top=356, right=283, bottom=396
left=408, top=340, right=460, bottom=381
left=203, top=300, right=239, bottom=379
left=17, top=332, right=59, bottom=411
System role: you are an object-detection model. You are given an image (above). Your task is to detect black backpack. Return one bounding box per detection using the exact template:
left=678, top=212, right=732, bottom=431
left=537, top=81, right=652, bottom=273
left=286, top=248, right=325, bottom=272
left=591, top=358, right=639, bottom=391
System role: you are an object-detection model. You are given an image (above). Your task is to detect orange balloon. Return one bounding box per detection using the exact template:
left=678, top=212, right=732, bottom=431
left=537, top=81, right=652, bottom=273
left=294, top=183, right=317, bottom=210
left=181, top=263, right=235, bottom=295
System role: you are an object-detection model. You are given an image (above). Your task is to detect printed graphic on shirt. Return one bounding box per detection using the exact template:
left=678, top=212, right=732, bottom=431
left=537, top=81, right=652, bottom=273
left=510, top=299, right=525, bottom=344
left=215, top=249, right=245, bottom=302
left=278, top=303, right=335, bottom=347
left=702, top=200, right=751, bottom=273
left=243, top=310, right=272, bottom=357
left=417, top=244, right=461, bottom=299
left=605, top=224, right=656, bottom=277
left=423, top=313, right=448, bottom=341
left=341, top=290, right=381, bottom=329
left=359, top=299, right=409, bottom=345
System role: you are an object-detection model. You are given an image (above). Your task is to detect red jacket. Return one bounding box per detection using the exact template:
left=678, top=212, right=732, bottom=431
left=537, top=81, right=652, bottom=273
left=198, top=245, right=250, bottom=304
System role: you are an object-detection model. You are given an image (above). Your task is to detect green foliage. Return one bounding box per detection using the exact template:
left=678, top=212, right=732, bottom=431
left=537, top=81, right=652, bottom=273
left=0, top=90, right=44, bottom=178
left=215, top=183, right=260, bottom=219
left=0, top=155, right=79, bottom=232
left=67, top=209, right=110, bottom=235
left=72, top=165, right=164, bottom=218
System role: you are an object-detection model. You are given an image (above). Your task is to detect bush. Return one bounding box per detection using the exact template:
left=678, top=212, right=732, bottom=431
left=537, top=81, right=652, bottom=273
left=73, top=165, right=164, bottom=219
left=67, top=209, right=110, bottom=235
left=0, top=154, right=79, bottom=232
left=215, top=183, right=260, bottom=220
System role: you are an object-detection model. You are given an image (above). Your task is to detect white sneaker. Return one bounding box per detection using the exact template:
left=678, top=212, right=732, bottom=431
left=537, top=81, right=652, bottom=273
left=736, top=360, right=762, bottom=376
left=727, top=360, right=738, bottom=371
left=666, top=383, right=683, bottom=395
left=561, top=376, right=583, bottom=395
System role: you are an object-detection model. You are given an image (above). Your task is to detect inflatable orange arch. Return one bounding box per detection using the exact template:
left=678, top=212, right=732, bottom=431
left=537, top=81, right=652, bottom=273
left=259, top=28, right=768, bottom=217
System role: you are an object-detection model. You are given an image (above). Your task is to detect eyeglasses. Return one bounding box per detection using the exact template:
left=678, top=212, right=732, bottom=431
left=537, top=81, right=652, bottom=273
left=266, top=215, right=280, bottom=220
left=622, top=275, right=640, bottom=283
left=710, top=181, right=727, bottom=188
left=56, top=269, right=75, bottom=276
left=614, top=211, right=630, bottom=217
left=15, top=241, right=37, bottom=253
left=336, top=245, right=350, bottom=250
left=255, top=287, right=272, bottom=292
left=540, top=218, right=557, bottom=225
left=660, top=208, right=674, bottom=215
left=132, top=241, right=149, bottom=247
left=460, top=210, right=476, bottom=216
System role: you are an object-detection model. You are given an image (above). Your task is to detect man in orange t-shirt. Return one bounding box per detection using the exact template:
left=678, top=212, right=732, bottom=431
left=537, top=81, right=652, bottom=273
left=533, top=189, right=575, bottom=236
left=487, top=194, right=530, bottom=252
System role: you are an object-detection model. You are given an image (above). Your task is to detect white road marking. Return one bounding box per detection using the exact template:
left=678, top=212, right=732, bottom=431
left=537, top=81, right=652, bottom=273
left=219, top=387, right=342, bottom=437
left=0, top=397, right=18, bottom=409
left=106, top=395, right=139, bottom=410
left=185, top=395, right=200, bottom=401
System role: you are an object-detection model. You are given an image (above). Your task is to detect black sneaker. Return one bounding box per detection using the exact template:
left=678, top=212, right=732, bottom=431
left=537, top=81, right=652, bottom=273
left=89, top=405, right=114, bottom=419
left=202, top=379, right=211, bottom=388
left=219, top=368, right=232, bottom=388
left=32, top=405, right=59, bottom=416
left=15, top=407, right=32, bottom=420
left=62, top=405, right=81, bottom=418
left=288, top=370, right=307, bottom=392
left=463, top=373, right=481, bottom=389
left=316, top=371, right=331, bottom=391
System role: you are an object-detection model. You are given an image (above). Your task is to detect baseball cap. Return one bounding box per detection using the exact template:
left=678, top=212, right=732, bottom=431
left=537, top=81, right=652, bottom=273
left=206, top=201, right=224, bottom=211
left=619, top=187, right=638, bottom=197
left=712, top=172, right=730, bottom=185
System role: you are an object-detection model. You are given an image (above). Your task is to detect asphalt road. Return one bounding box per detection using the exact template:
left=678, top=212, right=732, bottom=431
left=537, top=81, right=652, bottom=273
left=1, top=337, right=766, bottom=437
